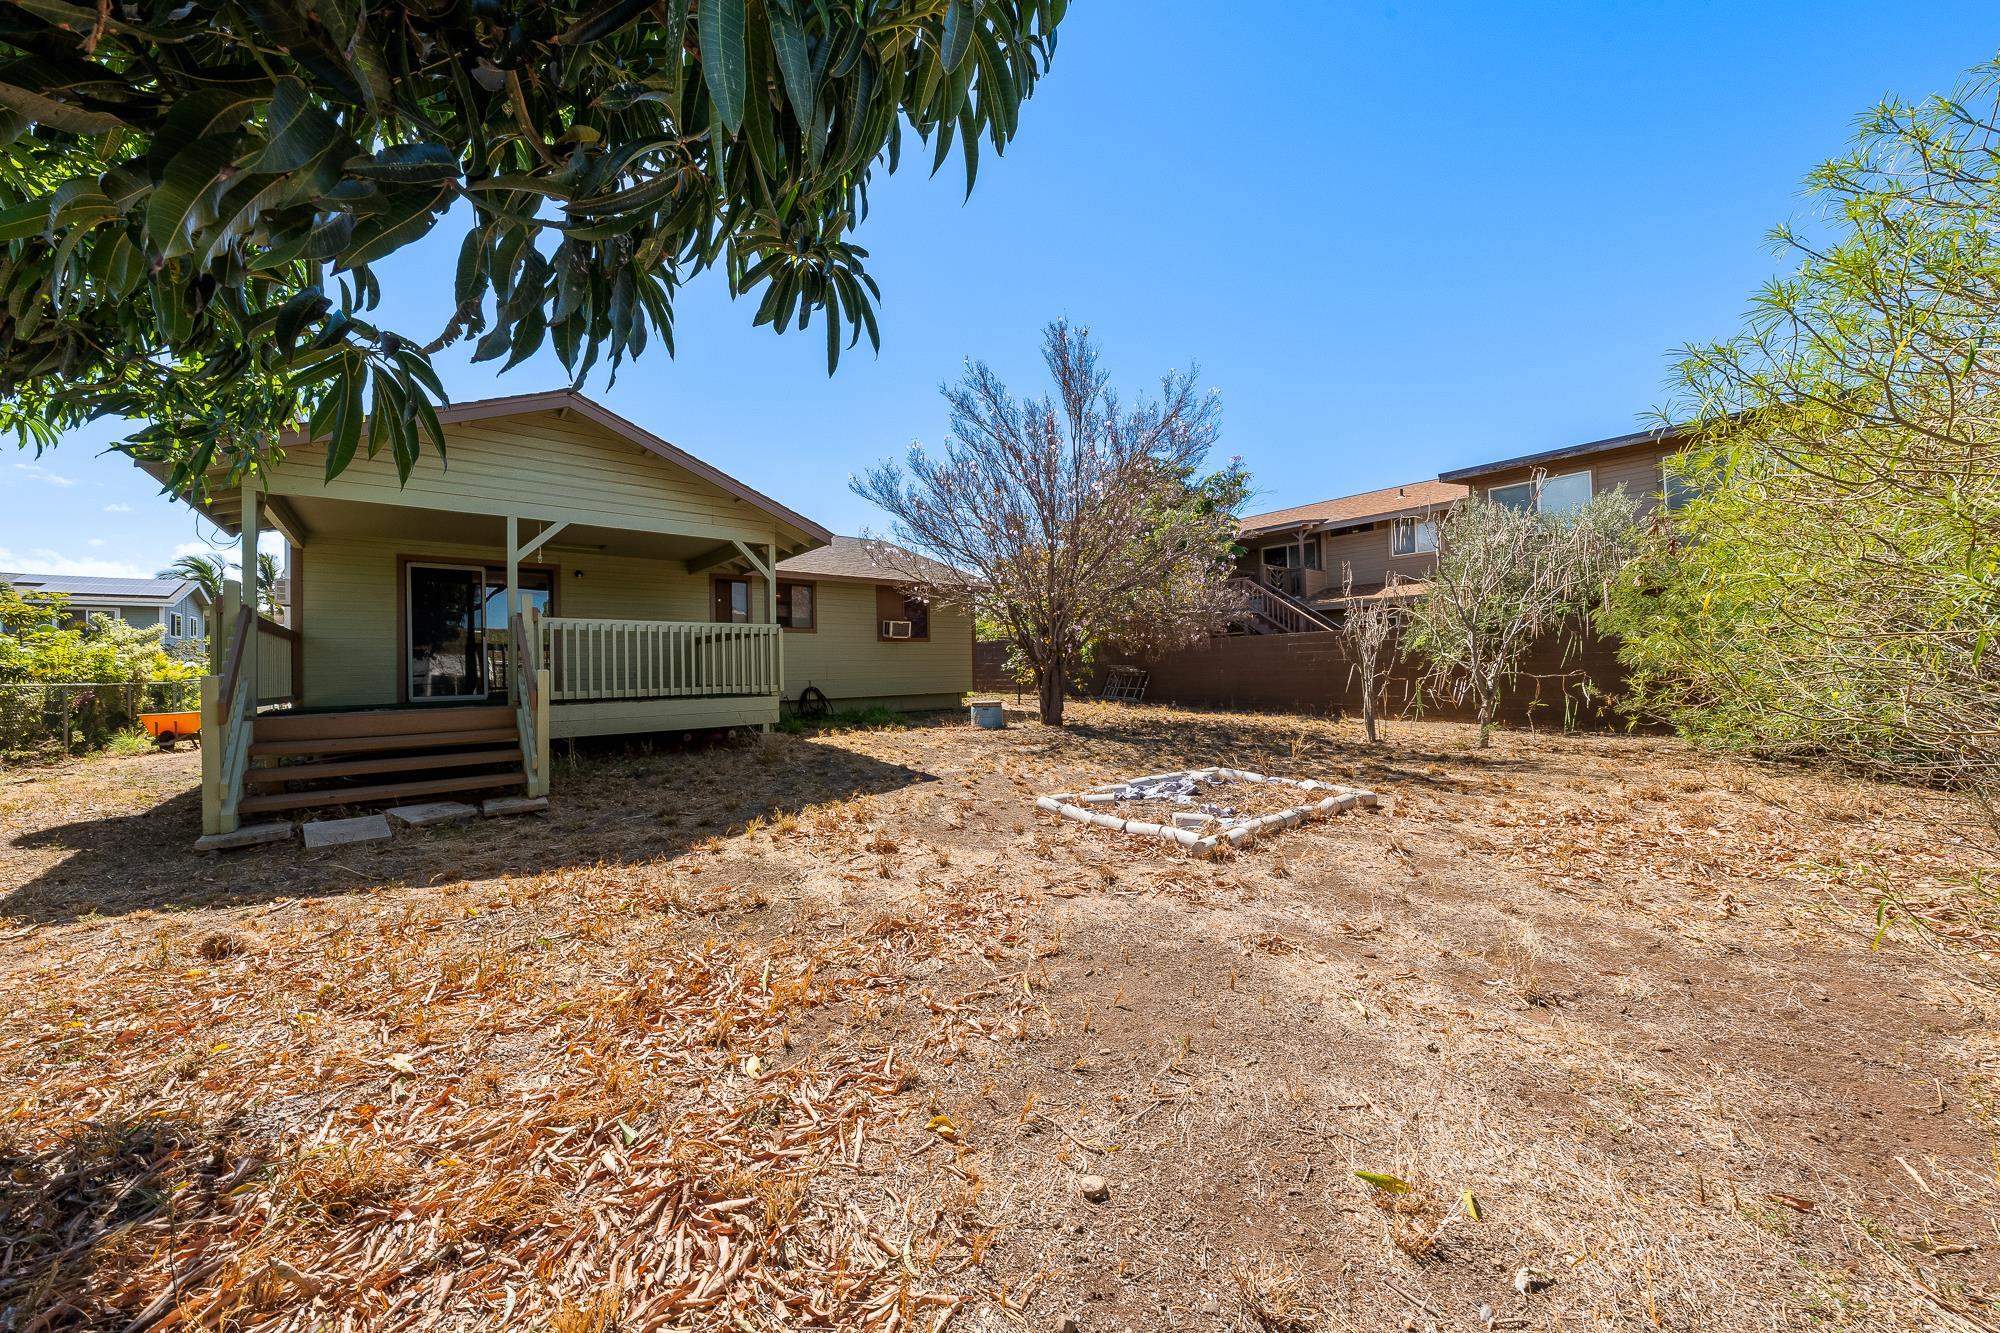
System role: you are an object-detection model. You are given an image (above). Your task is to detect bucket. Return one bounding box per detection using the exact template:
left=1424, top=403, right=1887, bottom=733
left=968, top=699, right=1007, bottom=730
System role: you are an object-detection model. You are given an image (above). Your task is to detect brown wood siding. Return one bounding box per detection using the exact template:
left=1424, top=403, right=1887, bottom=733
left=1319, top=523, right=1438, bottom=591
left=1465, top=441, right=1674, bottom=518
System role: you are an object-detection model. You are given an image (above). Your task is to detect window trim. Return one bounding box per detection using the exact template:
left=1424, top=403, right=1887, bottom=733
left=1388, top=514, right=1438, bottom=557
left=1488, top=468, right=1593, bottom=514
left=775, top=579, right=817, bottom=633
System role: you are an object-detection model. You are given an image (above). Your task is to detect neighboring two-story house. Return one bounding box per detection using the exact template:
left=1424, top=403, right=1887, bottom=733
left=1438, top=423, right=1694, bottom=520
left=1235, top=479, right=1468, bottom=616
left=0, top=572, right=210, bottom=649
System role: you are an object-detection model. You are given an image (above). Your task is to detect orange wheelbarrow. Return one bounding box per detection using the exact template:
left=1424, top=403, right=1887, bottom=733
left=139, top=710, right=202, bottom=748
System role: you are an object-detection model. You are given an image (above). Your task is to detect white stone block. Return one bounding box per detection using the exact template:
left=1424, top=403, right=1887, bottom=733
left=194, top=822, right=292, bottom=852
left=386, top=801, right=478, bottom=828
left=301, top=814, right=392, bottom=849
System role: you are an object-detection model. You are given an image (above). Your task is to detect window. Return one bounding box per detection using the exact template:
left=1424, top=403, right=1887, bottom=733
left=712, top=576, right=751, bottom=624
left=776, top=581, right=815, bottom=631
left=170, top=613, right=184, bottom=638
left=1489, top=469, right=1592, bottom=515
left=1259, top=540, right=1321, bottom=571
left=1389, top=516, right=1438, bottom=557
left=1662, top=470, right=1698, bottom=512
left=1537, top=470, right=1593, bottom=515
left=876, top=585, right=929, bottom=640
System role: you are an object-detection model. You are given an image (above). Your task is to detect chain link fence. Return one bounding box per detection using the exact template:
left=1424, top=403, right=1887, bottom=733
left=0, top=680, right=204, bottom=756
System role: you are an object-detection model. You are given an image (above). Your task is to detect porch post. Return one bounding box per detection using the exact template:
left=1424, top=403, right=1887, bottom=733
left=768, top=542, right=780, bottom=728
left=505, top=515, right=522, bottom=704
left=239, top=479, right=259, bottom=703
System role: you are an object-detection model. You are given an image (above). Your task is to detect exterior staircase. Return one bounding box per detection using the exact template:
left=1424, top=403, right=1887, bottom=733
left=1226, top=577, right=1337, bottom=634
left=239, top=705, right=527, bottom=817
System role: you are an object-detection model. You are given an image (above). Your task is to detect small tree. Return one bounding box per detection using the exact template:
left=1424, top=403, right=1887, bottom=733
left=1608, top=57, right=2000, bottom=815
left=854, top=319, right=1239, bottom=726
left=1336, top=566, right=1401, bottom=744
left=1404, top=485, right=1639, bottom=747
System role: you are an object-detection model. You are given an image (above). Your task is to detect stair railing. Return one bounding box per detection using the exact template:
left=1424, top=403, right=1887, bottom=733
left=1226, top=577, right=1336, bottom=634
left=202, top=597, right=258, bottom=834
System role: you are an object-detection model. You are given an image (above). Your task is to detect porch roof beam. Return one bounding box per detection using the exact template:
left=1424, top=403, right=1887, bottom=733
left=512, top=519, right=571, bottom=561
left=731, top=540, right=774, bottom=580
left=262, top=496, right=311, bottom=547
left=684, top=542, right=744, bottom=575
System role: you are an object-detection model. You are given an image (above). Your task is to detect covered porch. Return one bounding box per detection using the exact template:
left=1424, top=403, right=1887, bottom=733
left=162, top=391, right=831, bottom=837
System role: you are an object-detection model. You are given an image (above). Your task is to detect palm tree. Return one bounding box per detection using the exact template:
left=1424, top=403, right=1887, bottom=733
left=257, top=551, right=282, bottom=616
left=160, top=553, right=226, bottom=603
left=160, top=551, right=281, bottom=615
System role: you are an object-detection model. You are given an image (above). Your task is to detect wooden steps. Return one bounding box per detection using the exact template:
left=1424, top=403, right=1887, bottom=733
left=242, top=706, right=525, bottom=816
left=244, top=747, right=519, bottom=785
left=239, top=771, right=523, bottom=816
left=251, top=728, right=519, bottom=758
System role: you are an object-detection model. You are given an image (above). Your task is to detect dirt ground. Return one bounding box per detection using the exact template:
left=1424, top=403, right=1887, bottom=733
left=2, top=702, right=1996, bottom=1332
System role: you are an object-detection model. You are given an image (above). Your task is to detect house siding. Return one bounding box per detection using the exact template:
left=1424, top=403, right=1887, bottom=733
left=298, top=540, right=970, bottom=713
left=1462, top=440, right=1676, bottom=517
left=1320, top=522, right=1439, bottom=590
left=245, top=410, right=788, bottom=547
left=781, top=580, right=972, bottom=710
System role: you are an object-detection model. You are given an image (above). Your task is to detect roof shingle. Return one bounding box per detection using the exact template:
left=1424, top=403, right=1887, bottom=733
left=776, top=535, right=965, bottom=586
left=1236, top=479, right=1467, bottom=538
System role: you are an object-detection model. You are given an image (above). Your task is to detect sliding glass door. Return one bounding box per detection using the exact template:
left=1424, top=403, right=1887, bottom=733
left=407, top=564, right=488, bottom=701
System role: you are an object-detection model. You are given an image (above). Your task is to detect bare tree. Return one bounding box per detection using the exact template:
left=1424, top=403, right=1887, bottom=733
left=1336, top=566, right=1401, bottom=744
left=853, top=319, right=1237, bottom=725
left=1404, top=483, right=1640, bottom=747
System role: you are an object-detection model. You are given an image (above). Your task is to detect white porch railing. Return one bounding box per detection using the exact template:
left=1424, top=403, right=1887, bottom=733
left=539, top=617, right=781, bottom=702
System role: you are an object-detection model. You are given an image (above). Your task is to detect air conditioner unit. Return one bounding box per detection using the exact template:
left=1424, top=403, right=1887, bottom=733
left=881, top=619, right=912, bottom=639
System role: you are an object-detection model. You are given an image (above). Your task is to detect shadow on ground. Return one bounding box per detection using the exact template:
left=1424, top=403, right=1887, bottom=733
left=3, top=731, right=935, bottom=927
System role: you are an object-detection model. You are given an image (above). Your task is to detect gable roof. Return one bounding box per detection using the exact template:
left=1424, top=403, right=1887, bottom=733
left=1237, top=479, right=1468, bottom=539
left=1439, top=423, right=1694, bottom=483
left=417, top=391, right=832, bottom=545
left=141, top=388, right=833, bottom=548
left=0, top=572, right=205, bottom=605
left=776, top=535, right=964, bottom=586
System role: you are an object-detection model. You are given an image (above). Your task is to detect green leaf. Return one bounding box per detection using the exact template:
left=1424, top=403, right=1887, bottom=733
left=769, top=4, right=816, bottom=131
left=699, top=0, right=748, bottom=134
left=939, top=0, right=976, bottom=73
left=323, top=360, right=364, bottom=480
left=554, top=0, right=654, bottom=47
left=146, top=137, right=239, bottom=258
left=250, top=78, right=340, bottom=174
left=1354, top=1171, right=1412, bottom=1194
left=342, top=190, right=445, bottom=268
left=345, top=143, right=461, bottom=184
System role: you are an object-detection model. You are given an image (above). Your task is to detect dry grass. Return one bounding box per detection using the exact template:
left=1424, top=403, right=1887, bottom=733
left=2, top=703, right=1996, bottom=1331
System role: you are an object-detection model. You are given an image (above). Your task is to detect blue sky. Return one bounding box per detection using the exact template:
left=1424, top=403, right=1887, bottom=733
left=4, top=3, right=1994, bottom=579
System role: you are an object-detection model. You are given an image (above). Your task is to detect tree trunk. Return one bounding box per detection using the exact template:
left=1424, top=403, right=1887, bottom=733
left=1360, top=665, right=1378, bottom=744
left=1475, top=689, right=1494, bottom=748
left=1039, top=661, right=1066, bottom=726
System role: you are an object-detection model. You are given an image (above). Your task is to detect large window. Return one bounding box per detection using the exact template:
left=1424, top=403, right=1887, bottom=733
left=1389, top=515, right=1438, bottom=556
left=1260, top=540, right=1321, bottom=571
left=776, top=581, right=815, bottom=631
left=1490, top=469, right=1592, bottom=515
